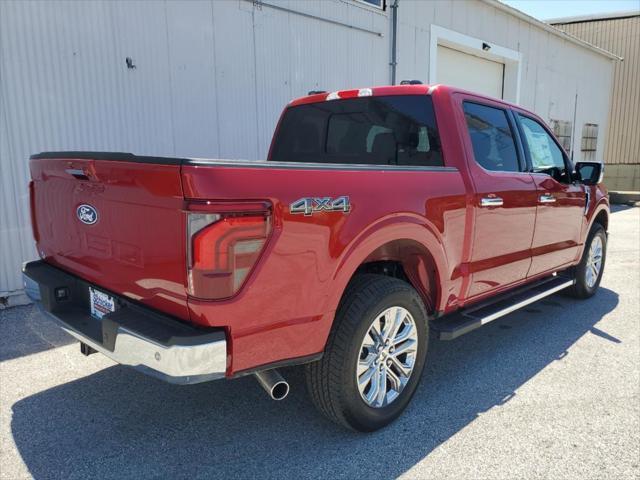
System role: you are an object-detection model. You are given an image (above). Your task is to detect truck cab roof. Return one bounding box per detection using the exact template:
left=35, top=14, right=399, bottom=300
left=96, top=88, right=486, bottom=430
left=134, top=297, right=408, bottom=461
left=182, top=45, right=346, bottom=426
left=288, top=83, right=520, bottom=110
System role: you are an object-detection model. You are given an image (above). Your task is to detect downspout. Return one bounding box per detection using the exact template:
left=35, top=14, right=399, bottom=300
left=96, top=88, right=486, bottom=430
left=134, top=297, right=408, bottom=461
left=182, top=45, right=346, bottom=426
left=570, top=92, right=578, bottom=162
left=390, top=0, right=399, bottom=85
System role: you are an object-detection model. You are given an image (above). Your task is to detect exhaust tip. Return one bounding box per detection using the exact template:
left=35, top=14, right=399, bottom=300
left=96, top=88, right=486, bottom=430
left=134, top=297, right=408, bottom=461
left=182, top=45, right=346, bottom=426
left=270, top=380, right=290, bottom=401
left=254, top=369, right=290, bottom=401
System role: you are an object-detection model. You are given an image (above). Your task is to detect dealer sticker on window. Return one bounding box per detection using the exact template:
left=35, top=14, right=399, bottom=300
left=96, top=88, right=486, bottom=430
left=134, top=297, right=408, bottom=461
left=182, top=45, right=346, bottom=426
left=89, top=287, right=116, bottom=320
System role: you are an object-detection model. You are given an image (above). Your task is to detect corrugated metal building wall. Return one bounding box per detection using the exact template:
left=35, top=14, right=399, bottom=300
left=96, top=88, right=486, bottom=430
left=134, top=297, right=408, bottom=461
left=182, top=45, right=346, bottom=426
left=552, top=12, right=640, bottom=192
left=0, top=0, right=389, bottom=303
left=0, top=0, right=616, bottom=304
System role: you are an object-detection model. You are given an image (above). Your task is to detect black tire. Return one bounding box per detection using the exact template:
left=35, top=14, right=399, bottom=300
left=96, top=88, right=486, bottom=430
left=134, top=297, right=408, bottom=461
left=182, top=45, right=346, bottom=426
left=567, top=223, right=607, bottom=299
left=305, top=274, right=429, bottom=432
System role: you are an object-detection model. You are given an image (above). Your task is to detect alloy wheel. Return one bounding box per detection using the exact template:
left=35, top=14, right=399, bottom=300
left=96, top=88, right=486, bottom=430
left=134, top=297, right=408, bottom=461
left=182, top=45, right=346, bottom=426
left=585, top=235, right=603, bottom=288
left=356, top=306, right=418, bottom=408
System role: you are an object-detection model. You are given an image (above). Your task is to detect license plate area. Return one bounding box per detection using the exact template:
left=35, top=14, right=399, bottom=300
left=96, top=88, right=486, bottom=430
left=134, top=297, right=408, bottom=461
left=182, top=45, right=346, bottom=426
left=89, top=287, right=116, bottom=319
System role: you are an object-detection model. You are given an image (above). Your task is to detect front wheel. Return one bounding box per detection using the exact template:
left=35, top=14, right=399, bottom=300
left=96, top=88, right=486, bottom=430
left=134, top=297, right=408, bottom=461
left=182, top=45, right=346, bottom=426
left=568, top=223, right=607, bottom=298
left=305, top=274, right=429, bottom=432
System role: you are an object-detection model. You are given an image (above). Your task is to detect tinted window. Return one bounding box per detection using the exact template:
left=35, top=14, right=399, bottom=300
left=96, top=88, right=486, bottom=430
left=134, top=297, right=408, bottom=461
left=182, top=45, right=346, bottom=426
left=270, top=96, right=443, bottom=166
left=518, top=115, right=566, bottom=171
left=463, top=102, right=520, bottom=172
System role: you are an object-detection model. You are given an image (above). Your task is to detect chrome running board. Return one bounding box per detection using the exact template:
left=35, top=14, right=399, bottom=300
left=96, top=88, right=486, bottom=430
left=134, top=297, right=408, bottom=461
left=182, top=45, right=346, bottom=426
left=432, top=275, right=575, bottom=340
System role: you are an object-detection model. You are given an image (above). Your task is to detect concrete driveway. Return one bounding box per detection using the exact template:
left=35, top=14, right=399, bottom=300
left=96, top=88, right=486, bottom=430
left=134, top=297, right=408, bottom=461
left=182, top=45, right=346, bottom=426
left=1, top=205, right=638, bottom=480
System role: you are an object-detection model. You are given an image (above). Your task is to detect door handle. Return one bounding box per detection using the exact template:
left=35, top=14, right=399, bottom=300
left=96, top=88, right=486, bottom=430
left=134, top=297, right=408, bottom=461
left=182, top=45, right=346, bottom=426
left=480, top=196, right=504, bottom=207
left=65, top=168, right=90, bottom=180
left=539, top=194, right=556, bottom=204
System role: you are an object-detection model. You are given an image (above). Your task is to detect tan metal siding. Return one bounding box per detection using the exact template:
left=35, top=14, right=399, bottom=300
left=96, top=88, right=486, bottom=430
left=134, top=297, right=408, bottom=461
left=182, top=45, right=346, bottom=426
left=554, top=16, right=640, bottom=165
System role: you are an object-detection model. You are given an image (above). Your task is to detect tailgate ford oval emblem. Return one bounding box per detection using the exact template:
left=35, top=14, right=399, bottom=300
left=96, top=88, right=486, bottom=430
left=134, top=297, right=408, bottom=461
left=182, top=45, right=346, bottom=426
left=76, top=204, right=98, bottom=225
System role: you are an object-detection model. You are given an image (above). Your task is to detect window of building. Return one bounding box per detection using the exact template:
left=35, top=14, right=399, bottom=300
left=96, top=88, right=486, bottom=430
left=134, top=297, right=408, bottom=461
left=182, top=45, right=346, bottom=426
left=581, top=123, right=598, bottom=162
left=549, top=119, right=572, bottom=156
left=270, top=95, right=442, bottom=167
left=463, top=102, right=520, bottom=172
left=355, top=0, right=385, bottom=9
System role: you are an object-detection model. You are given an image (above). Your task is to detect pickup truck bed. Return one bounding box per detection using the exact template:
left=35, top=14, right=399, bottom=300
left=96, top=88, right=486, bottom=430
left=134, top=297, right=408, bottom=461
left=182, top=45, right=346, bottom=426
left=28, top=151, right=465, bottom=375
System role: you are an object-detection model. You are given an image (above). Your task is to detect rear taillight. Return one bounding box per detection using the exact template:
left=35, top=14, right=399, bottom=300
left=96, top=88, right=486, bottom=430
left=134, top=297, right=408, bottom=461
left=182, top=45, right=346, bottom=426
left=29, top=180, right=40, bottom=243
left=186, top=204, right=271, bottom=300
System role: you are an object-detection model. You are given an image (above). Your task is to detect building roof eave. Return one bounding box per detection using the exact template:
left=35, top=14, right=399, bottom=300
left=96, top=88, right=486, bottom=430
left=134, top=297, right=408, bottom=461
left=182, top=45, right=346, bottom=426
left=547, top=10, right=639, bottom=25
left=485, top=0, right=623, bottom=61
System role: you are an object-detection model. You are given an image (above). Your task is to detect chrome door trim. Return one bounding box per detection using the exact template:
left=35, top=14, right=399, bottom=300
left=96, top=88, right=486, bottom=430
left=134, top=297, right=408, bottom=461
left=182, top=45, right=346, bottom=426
left=480, top=197, right=504, bottom=207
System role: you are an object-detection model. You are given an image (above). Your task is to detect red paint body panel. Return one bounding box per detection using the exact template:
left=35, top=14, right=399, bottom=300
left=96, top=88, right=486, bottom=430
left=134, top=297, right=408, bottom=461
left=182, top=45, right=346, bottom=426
left=528, top=174, right=585, bottom=276
left=30, top=158, right=190, bottom=320
left=28, top=84, right=609, bottom=376
left=451, top=92, right=539, bottom=299
left=181, top=164, right=466, bottom=372
left=287, top=84, right=431, bottom=107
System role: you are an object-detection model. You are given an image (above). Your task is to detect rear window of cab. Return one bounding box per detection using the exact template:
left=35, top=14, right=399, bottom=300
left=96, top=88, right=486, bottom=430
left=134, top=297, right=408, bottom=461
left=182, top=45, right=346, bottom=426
left=270, top=95, right=443, bottom=167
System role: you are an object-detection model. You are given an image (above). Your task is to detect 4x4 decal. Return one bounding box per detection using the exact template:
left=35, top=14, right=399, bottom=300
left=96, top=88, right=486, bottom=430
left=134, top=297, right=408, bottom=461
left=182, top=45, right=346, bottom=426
left=290, top=196, right=351, bottom=216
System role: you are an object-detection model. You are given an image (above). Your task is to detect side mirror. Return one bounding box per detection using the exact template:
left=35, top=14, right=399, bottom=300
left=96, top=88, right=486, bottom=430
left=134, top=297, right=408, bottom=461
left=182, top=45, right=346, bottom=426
left=575, top=162, right=604, bottom=186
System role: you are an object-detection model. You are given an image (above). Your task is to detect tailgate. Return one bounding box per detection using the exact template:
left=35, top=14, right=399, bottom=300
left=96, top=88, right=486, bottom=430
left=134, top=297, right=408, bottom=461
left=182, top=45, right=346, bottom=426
left=29, top=153, right=189, bottom=320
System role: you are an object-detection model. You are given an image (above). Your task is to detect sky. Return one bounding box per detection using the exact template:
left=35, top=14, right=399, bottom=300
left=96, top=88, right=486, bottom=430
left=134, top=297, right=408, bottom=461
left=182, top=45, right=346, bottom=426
left=501, top=0, right=640, bottom=21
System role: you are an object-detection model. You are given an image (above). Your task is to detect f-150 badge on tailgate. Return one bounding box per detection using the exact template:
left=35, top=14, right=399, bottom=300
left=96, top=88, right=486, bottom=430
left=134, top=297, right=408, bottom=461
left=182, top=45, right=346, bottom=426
left=76, top=204, right=99, bottom=225
left=290, top=196, right=350, bottom=216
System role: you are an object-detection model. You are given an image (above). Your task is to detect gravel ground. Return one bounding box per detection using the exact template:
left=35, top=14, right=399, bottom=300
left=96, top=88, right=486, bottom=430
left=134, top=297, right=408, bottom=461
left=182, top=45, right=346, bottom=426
left=1, top=205, right=638, bottom=480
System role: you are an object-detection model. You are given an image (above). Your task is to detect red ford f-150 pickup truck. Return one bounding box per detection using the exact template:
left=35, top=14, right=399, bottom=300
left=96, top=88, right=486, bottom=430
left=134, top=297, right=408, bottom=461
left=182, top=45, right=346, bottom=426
left=23, top=84, right=609, bottom=431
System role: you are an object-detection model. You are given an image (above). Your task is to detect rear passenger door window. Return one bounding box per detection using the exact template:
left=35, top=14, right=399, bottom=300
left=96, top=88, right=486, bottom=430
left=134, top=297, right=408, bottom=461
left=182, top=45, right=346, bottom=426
left=463, top=102, right=521, bottom=172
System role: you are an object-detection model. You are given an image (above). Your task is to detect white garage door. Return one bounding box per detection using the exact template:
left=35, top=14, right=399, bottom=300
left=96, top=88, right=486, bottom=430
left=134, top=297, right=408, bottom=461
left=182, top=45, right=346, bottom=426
left=436, top=45, right=504, bottom=99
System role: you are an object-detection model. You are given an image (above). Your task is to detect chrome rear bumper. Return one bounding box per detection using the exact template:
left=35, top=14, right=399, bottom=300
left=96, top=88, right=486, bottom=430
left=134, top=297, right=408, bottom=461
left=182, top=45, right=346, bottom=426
left=23, top=261, right=227, bottom=384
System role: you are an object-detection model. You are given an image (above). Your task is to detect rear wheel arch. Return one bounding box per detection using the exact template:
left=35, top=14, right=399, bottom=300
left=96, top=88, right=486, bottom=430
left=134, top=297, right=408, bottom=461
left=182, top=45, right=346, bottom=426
left=323, top=236, right=446, bottom=343
left=319, top=221, right=448, bottom=355
left=346, top=239, right=440, bottom=314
